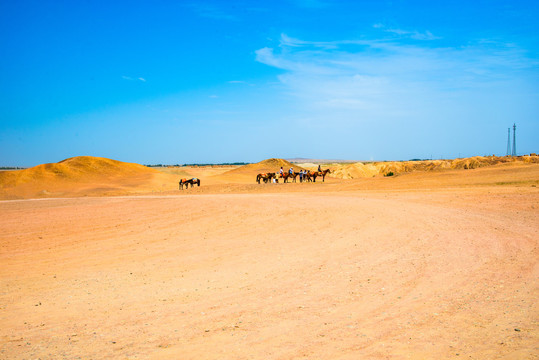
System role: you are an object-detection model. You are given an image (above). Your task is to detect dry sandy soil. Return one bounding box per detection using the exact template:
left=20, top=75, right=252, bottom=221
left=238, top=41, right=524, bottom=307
left=1, top=157, right=538, bottom=359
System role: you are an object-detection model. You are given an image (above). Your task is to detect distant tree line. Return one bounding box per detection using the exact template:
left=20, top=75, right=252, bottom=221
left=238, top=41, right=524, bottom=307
left=181, top=162, right=250, bottom=166
left=0, top=167, right=26, bottom=170
left=145, top=162, right=250, bottom=167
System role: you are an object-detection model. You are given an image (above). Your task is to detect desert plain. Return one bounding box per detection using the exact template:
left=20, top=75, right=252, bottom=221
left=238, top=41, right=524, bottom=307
left=1, top=156, right=538, bottom=359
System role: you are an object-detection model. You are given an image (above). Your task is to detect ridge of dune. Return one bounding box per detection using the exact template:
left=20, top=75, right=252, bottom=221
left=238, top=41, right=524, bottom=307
left=210, top=158, right=308, bottom=184
left=58, top=156, right=157, bottom=176
left=223, top=158, right=305, bottom=175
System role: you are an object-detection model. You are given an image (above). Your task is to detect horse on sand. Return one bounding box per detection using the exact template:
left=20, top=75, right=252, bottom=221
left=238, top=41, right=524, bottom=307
left=256, top=173, right=276, bottom=184
left=280, top=172, right=295, bottom=183
left=179, top=178, right=201, bottom=190
left=311, top=169, right=331, bottom=182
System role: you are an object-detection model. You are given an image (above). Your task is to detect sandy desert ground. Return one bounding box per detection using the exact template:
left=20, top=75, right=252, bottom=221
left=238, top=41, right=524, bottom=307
left=1, top=156, right=538, bottom=359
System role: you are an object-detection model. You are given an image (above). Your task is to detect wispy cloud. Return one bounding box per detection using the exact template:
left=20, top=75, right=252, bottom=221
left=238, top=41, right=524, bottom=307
left=259, top=32, right=534, bottom=84
left=186, top=3, right=236, bottom=20
left=255, top=33, right=537, bottom=127
left=228, top=80, right=256, bottom=87
left=373, top=23, right=440, bottom=40
left=279, top=33, right=372, bottom=49
left=122, top=76, right=146, bottom=82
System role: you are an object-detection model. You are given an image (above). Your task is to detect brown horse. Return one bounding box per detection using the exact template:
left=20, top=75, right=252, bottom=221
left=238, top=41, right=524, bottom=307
left=179, top=178, right=201, bottom=190
left=317, top=168, right=331, bottom=182
left=309, top=169, right=331, bottom=182
left=256, top=173, right=275, bottom=184
left=280, top=172, right=295, bottom=183
left=305, top=171, right=315, bottom=182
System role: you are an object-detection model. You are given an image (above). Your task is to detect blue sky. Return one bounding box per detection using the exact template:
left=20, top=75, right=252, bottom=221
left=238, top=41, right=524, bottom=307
left=1, top=0, right=538, bottom=166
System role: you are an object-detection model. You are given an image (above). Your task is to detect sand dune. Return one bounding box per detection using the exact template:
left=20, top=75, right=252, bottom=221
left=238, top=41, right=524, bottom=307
left=0, top=156, right=177, bottom=199
left=224, top=158, right=304, bottom=175
left=330, top=155, right=539, bottom=179
left=1, top=155, right=539, bottom=199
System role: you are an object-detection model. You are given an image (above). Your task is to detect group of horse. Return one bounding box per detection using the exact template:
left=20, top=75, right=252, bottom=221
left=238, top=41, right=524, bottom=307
left=256, top=169, right=331, bottom=184
left=179, top=178, right=200, bottom=190
left=179, top=169, right=331, bottom=189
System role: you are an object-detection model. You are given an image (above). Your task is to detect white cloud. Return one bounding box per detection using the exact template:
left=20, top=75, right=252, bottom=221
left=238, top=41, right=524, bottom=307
left=186, top=3, right=236, bottom=20
left=122, top=75, right=146, bottom=82
left=373, top=23, right=440, bottom=40
left=386, top=28, right=439, bottom=40
left=279, top=33, right=367, bottom=49
left=255, top=33, right=537, bottom=129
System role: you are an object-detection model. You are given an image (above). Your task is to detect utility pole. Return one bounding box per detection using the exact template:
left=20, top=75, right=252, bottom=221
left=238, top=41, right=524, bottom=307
left=512, top=123, right=517, bottom=156
left=506, top=127, right=511, bottom=156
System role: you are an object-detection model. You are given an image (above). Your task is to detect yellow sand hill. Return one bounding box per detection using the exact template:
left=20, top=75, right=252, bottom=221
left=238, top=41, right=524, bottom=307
left=212, top=158, right=307, bottom=184
left=0, top=156, right=175, bottom=199
left=331, top=155, right=539, bottom=179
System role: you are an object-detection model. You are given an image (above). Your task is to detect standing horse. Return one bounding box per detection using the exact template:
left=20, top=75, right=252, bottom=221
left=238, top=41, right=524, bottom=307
left=179, top=178, right=201, bottom=190
left=281, top=172, right=294, bottom=183
left=256, top=173, right=275, bottom=184
left=308, top=169, right=331, bottom=182
left=316, top=168, right=331, bottom=182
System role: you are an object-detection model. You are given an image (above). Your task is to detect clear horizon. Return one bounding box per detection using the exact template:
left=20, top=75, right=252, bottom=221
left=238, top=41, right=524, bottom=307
left=1, top=0, right=538, bottom=167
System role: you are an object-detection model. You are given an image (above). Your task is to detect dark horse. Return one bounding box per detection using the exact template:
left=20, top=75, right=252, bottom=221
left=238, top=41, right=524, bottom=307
left=311, top=169, right=331, bottom=182
left=291, top=172, right=305, bottom=183
left=179, top=178, right=201, bottom=190
left=256, top=173, right=276, bottom=184
left=304, top=171, right=315, bottom=182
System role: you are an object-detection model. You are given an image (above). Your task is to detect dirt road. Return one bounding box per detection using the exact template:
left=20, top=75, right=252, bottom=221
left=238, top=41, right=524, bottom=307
left=1, top=185, right=537, bottom=359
